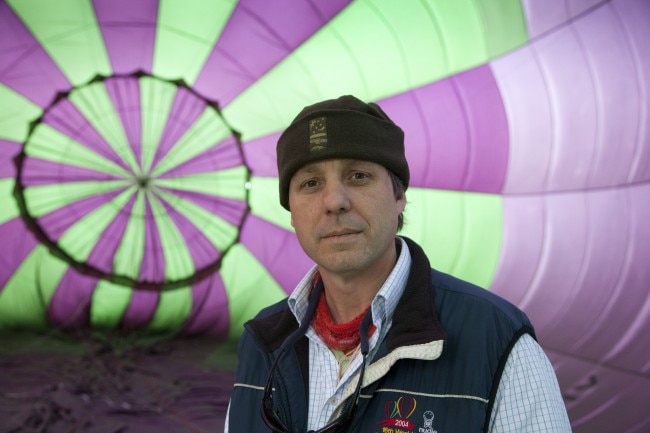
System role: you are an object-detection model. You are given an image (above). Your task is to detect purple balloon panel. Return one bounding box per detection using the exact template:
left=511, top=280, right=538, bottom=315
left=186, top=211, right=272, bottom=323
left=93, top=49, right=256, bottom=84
left=0, top=139, right=22, bottom=179
left=549, top=353, right=650, bottom=432
left=48, top=268, right=99, bottom=328
left=239, top=214, right=313, bottom=294
left=92, top=0, right=157, bottom=75
left=193, top=0, right=351, bottom=106
left=242, top=132, right=281, bottom=178
left=181, top=274, right=229, bottom=336
left=491, top=183, right=650, bottom=371
left=522, top=0, right=604, bottom=39
left=120, top=289, right=159, bottom=330
left=0, top=218, right=39, bottom=292
left=379, top=65, right=508, bottom=193
left=495, top=0, right=650, bottom=194
left=0, top=1, right=70, bottom=107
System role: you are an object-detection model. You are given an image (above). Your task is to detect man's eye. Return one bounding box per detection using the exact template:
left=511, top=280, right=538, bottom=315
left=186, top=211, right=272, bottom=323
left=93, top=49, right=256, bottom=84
left=352, top=172, right=369, bottom=180
left=302, top=179, right=319, bottom=188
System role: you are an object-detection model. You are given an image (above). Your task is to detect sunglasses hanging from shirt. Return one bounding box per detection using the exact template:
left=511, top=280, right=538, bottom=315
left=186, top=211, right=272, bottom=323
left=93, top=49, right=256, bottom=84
left=260, top=279, right=372, bottom=433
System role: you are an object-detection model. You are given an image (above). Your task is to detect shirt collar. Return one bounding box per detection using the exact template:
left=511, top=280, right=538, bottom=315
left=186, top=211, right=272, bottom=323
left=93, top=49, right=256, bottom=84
left=288, top=237, right=412, bottom=342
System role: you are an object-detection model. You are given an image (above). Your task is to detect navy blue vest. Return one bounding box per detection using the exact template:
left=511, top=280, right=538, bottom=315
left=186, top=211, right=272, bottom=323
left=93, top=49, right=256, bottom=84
left=228, top=237, right=534, bottom=432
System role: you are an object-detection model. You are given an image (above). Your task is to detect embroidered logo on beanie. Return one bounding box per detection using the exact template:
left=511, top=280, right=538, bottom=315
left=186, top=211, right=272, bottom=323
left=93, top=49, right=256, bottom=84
left=309, top=116, right=327, bottom=151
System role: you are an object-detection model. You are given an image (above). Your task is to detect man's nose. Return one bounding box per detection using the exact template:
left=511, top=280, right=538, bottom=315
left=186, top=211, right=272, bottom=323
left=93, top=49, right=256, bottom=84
left=322, top=180, right=351, bottom=214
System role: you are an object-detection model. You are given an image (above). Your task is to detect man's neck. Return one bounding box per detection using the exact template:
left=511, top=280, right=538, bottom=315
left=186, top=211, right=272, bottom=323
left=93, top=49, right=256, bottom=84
left=318, top=246, right=398, bottom=323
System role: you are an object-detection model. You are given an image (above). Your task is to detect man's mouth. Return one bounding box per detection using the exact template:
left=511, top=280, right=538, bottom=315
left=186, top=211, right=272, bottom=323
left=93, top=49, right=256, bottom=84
left=322, top=229, right=360, bottom=239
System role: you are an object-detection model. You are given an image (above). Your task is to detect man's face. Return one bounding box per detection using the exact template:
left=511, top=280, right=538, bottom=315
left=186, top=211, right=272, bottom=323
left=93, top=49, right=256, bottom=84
left=288, top=158, right=406, bottom=279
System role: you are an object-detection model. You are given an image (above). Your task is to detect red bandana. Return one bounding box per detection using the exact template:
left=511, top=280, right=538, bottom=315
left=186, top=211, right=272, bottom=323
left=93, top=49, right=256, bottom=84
left=310, top=274, right=376, bottom=352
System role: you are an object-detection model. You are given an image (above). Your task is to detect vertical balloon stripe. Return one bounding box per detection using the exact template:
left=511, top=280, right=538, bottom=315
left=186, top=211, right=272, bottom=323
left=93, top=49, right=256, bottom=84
left=151, top=108, right=233, bottom=177
left=23, top=181, right=127, bottom=218
left=146, top=287, right=192, bottom=332
left=48, top=268, right=99, bottom=328
left=8, top=0, right=112, bottom=85
left=35, top=189, right=124, bottom=240
left=182, top=275, right=229, bottom=336
left=139, top=75, right=177, bottom=174
left=193, top=0, right=351, bottom=105
left=146, top=193, right=194, bottom=281
left=157, top=136, right=244, bottom=177
left=41, top=98, right=131, bottom=170
left=149, top=86, right=207, bottom=171
left=84, top=195, right=136, bottom=276
left=223, top=0, right=527, bottom=141
left=23, top=123, right=130, bottom=177
left=121, top=289, right=159, bottom=330
left=90, top=279, right=132, bottom=329
left=0, top=218, right=39, bottom=292
left=92, top=0, right=158, bottom=74
left=104, top=77, right=143, bottom=167
left=220, top=244, right=287, bottom=340
left=0, top=86, right=42, bottom=141
left=113, top=190, right=146, bottom=280
left=153, top=0, right=236, bottom=83
left=139, top=198, right=164, bottom=282
left=239, top=214, right=313, bottom=294
left=68, top=82, right=140, bottom=173
left=0, top=246, right=53, bottom=328
left=400, top=188, right=501, bottom=288
left=378, top=65, right=508, bottom=193
left=0, top=2, right=71, bottom=107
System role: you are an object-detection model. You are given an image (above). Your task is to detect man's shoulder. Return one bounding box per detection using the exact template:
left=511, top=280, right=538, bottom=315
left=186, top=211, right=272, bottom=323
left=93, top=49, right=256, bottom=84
left=243, top=297, right=299, bottom=352
left=429, top=268, right=533, bottom=330
left=253, top=297, right=290, bottom=319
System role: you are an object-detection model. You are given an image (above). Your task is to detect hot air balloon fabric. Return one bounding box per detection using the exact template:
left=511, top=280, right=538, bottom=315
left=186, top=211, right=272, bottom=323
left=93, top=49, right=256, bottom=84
left=1, top=1, right=649, bottom=432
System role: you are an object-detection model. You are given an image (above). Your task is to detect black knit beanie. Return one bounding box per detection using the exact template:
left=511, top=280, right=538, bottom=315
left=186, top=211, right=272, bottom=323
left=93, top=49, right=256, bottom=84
left=276, top=95, right=409, bottom=210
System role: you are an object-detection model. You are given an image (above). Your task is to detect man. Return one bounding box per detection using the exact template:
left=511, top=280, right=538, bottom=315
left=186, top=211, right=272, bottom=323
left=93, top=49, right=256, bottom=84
left=226, top=95, right=571, bottom=432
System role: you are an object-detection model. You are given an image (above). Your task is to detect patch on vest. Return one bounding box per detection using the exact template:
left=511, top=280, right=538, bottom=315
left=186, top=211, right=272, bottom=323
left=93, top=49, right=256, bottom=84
left=377, top=396, right=439, bottom=432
